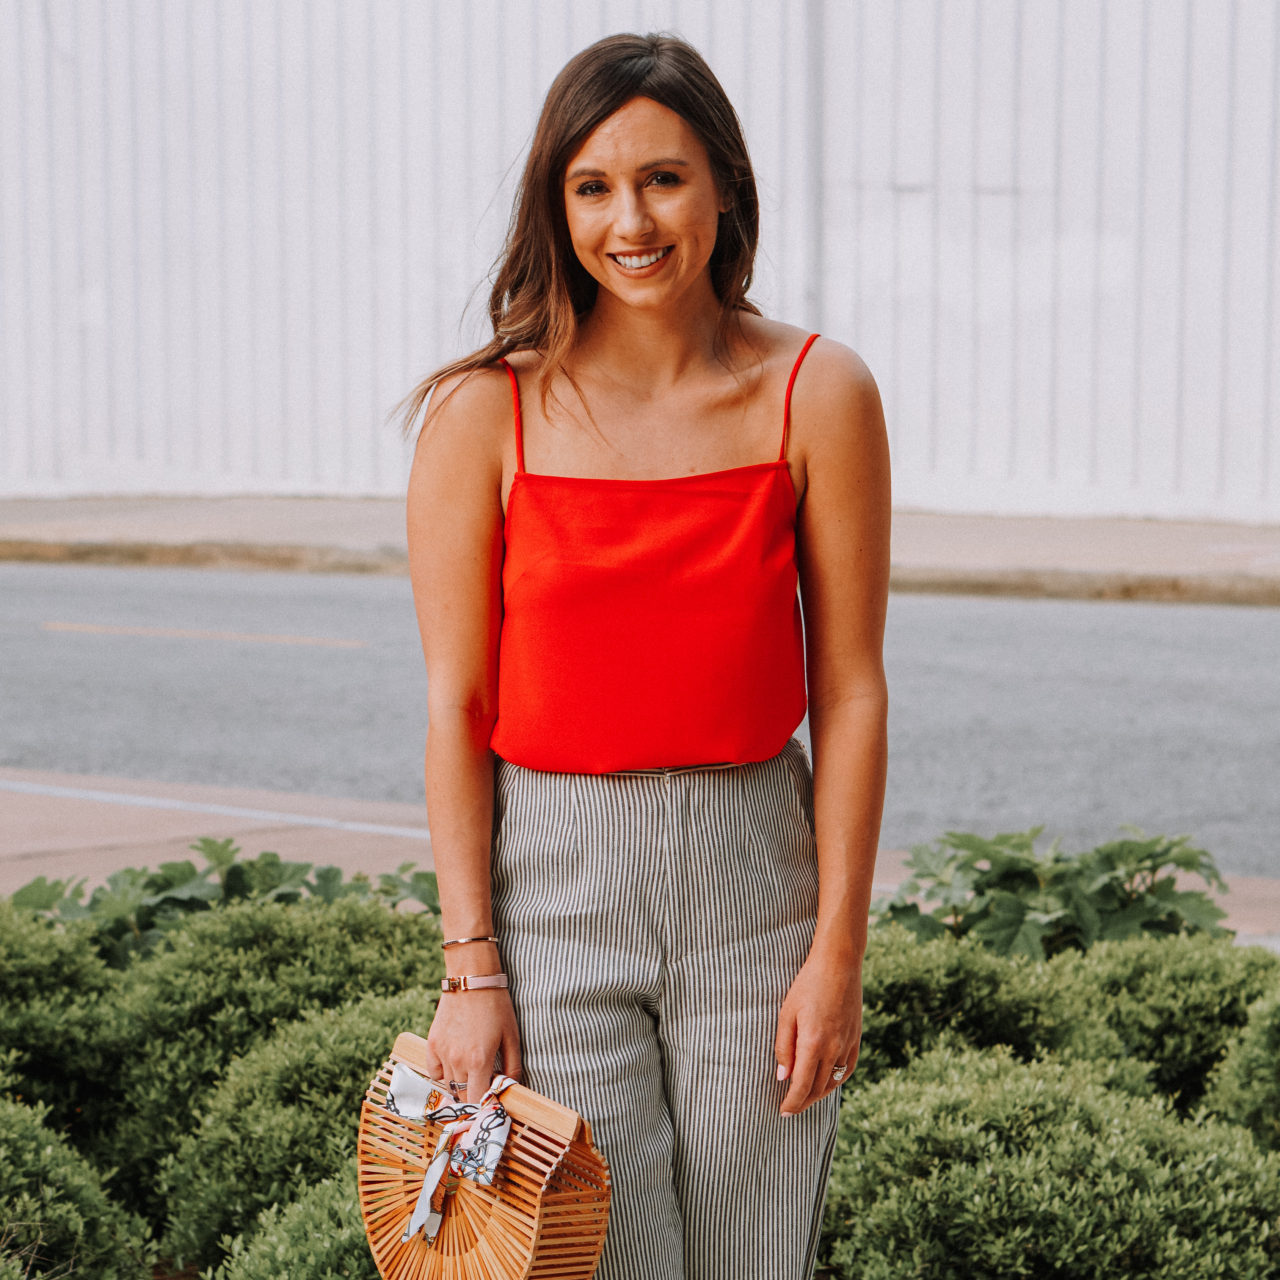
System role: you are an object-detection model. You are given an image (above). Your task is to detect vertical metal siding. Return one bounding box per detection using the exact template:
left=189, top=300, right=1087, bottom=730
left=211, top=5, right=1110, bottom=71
left=0, top=0, right=1277, bottom=521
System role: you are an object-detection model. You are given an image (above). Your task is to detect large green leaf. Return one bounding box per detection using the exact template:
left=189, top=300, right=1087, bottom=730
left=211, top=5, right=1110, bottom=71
left=969, top=892, right=1049, bottom=961
left=10, top=876, right=70, bottom=911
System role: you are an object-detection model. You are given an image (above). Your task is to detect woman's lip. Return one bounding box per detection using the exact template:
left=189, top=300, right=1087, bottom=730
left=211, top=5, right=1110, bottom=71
left=607, top=245, right=675, bottom=274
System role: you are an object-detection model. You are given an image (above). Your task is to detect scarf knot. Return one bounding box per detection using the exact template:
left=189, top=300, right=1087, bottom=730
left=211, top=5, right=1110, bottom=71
left=385, top=1063, right=518, bottom=1244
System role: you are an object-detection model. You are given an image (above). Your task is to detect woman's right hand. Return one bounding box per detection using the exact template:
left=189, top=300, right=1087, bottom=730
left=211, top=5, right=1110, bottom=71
left=422, top=987, right=523, bottom=1105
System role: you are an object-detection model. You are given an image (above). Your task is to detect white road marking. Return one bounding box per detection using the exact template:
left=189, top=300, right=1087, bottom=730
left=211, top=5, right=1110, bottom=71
left=0, top=778, right=428, bottom=839
left=42, top=622, right=365, bottom=648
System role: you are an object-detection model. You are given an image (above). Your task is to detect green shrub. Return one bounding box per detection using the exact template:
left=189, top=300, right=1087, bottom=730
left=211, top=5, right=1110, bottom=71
left=1205, top=992, right=1280, bottom=1151
left=11, top=838, right=440, bottom=968
left=0, top=1051, right=17, bottom=1097
left=856, top=925, right=1142, bottom=1091
left=0, top=902, right=119, bottom=1131
left=210, top=1164, right=377, bottom=1280
left=0, top=1096, right=155, bottom=1280
left=160, top=987, right=439, bottom=1269
left=878, top=827, right=1230, bottom=959
left=818, top=1044, right=1280, bottom=1279
left=89, top=897, right=444, bottom=1223
left=0, top=902, right=114, bottom=1005
left=1046, top=933, right=1280, bottom=1112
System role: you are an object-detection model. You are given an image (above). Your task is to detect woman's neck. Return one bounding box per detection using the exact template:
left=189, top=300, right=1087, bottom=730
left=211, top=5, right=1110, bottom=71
left=574, top=285, right=736, bottom=394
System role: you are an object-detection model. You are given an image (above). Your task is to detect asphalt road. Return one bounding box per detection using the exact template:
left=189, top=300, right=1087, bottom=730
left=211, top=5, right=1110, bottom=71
left=1, top=563, right=1276, bottom=878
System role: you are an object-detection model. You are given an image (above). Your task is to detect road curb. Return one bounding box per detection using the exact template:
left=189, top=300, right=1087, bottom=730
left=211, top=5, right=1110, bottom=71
left=890, top=567, right=1280, bottom=607
left=0, top=539, right=409, bottom=575
left=5, top=538, right=1280, bottom=605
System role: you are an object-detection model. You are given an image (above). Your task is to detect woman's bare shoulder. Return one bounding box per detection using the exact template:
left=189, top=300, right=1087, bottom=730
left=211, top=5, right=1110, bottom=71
left=800, top=336, right=879, bottom=405
left=732, top=317, right=881, bottom=447
left=412, top=362, right=515, bottom=475
left=735, top=312, right=861, bottom=377
left=405, top=363, right=519, bottom=550
left=785, top=334, right=882, bottom=441
left=732, top=314, right=810, bottom=367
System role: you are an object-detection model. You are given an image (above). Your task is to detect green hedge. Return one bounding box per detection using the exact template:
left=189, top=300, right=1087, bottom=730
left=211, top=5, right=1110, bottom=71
left=857, top=925, right=1142, bottom=1090
left=0, top=902, right=115, bottom=1006
left=0, top=1096, right=155, bottom=1280
left=819, top=1044, right=1280, bottom=1279
left=863, top=930, right=1280, bottom=1113
left=1045, top=932, right=1279, bottom=1112
left=88, top=897, right=444, bottom=1223
left=0, top=902, right=119, bottom=1132
left=160, top=988, right=439, bottom=1269
left=211, top=1165, right=377, bottom=1280
left=1206, top=992, right=1280, bottom=1151
left=7, top=875, right=1280, bottom=1277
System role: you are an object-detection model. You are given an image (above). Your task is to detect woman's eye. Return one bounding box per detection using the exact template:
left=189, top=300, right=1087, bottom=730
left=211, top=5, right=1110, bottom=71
left=648, top=171, right=680, bottom=187
left=574, top=181, right=606, bottom=197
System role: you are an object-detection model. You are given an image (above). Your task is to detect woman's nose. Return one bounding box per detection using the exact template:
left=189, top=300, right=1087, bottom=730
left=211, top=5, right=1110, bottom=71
left=614, top=189, right=655, bottom=238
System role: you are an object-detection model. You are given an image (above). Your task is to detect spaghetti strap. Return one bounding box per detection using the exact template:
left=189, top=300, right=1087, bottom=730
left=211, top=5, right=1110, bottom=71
left=779, top=333, right=820, bottom=461
left=498, top=357, right=525, bottom=475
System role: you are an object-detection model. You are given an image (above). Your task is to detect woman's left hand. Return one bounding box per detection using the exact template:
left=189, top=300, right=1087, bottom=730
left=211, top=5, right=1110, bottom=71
left=774, top=945, right=863, bottom=1116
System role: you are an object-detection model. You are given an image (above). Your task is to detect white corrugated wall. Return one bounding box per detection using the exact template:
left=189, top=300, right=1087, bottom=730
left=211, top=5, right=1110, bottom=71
left=1, top=0, right=1277, bottom=522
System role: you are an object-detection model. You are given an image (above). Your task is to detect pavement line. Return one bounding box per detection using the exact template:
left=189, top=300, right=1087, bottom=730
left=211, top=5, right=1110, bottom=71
left=0, top=778, right=429, bottom=840
left=42, top=621, right=366, bottom=648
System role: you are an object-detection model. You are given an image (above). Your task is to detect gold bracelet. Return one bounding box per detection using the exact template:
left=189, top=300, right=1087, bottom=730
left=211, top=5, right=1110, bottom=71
left=441, top=934, right=500, bottom=949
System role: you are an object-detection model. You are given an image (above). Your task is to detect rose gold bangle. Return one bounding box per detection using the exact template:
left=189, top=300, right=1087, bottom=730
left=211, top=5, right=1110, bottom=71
left=441, top=935, right=500, bottom=949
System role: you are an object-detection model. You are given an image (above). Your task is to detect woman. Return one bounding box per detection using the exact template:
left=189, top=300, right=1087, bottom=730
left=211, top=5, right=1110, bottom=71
left=396, top=31, right=889, bottom=1280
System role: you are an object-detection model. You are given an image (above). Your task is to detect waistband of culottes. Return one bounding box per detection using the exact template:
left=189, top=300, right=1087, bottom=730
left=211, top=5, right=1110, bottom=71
left=585, top=736, right=808, bottom=779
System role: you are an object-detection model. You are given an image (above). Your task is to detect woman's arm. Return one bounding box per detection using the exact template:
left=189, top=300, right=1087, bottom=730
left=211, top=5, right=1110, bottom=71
left=774, top=339, right=891, bottom=1116
left=405, top=368, right=522, bottom=1102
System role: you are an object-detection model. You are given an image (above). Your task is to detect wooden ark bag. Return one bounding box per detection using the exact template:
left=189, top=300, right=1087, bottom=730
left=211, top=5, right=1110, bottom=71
left=357, top=1031, right=611, bottom=1279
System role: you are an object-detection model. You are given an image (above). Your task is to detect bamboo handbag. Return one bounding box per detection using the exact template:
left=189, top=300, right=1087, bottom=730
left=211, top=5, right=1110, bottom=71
left=357, top=1031, right=611, bottom=1279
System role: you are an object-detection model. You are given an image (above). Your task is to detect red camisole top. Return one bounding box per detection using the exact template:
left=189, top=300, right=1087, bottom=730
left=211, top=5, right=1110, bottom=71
left=489, top=333, right=818, bottom=775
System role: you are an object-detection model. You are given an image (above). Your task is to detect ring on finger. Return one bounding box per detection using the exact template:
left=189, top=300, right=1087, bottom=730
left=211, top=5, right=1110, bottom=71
left=831, top=1063, right=849, bottom=1082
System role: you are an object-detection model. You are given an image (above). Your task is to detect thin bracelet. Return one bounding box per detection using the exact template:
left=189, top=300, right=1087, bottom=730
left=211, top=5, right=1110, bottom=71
left=441, top=934, right=500, bottom=949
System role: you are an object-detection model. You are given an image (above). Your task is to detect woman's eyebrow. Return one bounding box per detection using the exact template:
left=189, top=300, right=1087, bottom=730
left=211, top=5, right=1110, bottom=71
left=564, top=158, right=690, bottom=182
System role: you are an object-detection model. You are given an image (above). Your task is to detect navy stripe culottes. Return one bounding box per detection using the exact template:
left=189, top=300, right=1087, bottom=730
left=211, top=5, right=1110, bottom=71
left=489, top=735, right=842, bottom=1280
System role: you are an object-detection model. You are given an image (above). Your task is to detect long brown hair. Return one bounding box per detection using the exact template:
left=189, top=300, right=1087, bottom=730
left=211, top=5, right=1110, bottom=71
left=390, top=31, right=761, bottom=438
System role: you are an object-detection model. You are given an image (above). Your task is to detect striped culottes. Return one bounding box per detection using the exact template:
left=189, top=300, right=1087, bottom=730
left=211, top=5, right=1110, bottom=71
left=489, top=736, right=841, bottom=1280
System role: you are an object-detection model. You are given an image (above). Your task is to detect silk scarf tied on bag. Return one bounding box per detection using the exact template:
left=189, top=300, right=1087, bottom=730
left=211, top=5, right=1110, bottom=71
left=384, top=1064, right=519, bottom=1244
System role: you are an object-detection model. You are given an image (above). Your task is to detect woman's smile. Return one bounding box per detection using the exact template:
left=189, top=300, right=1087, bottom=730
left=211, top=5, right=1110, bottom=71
left=607, top=244, right=674, bottom=273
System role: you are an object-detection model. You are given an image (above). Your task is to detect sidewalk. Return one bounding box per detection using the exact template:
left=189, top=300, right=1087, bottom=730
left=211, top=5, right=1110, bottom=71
left=0, top=767, right=430, bottom=899
left=3, top=496, right=1280, bottom=604
left=2, top=765, right=1277, bottom=951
